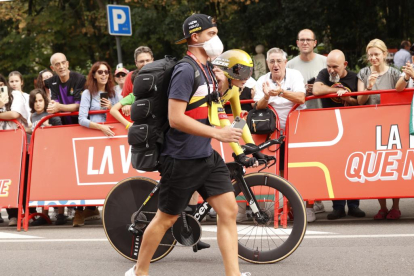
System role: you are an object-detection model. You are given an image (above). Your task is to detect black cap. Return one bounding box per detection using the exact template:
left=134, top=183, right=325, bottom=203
left=175, top=14, right=217, bottom=45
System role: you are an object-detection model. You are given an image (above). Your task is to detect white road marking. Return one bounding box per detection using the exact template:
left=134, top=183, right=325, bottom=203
left=1, top=234, right=414, bottom=243
left=202, top=225, right=335, bottom=235
left=0, top=232, right=41, bottom=239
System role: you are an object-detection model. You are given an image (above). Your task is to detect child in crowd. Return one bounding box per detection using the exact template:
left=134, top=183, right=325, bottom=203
left=27, top=89, right=66, bottom=226
left=36, top=69, right=54, bottom=99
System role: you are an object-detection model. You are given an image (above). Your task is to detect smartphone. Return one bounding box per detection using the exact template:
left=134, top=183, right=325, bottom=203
left=100, top=92, right=109, bottom=100
left=231, top=116, right=246, bottom=129
left=0, top=86, right=9, bottom=104
left=307, top=77, right=316, bottom=84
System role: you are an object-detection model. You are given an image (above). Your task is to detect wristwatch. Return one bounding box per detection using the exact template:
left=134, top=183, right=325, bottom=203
left=279, top=90, right=284, bottom=97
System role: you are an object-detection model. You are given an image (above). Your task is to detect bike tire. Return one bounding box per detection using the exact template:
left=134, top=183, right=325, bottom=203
left=102, top=177, right=176, bottom=262
left=233, top=173, right=306, bottom=264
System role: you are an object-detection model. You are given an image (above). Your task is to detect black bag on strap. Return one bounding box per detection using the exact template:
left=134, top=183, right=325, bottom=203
left=246, top=108, right=277, bottom=135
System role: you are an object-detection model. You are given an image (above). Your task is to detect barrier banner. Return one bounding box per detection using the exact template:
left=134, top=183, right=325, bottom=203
left=29, top=121, right=276, bottom=206
left=0, top=130, right=24, bottom=208
left=287, top=105, right=414, bottom=201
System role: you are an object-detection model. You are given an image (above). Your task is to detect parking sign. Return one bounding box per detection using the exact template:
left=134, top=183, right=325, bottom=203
left=107, top=5, right=132, bottom=36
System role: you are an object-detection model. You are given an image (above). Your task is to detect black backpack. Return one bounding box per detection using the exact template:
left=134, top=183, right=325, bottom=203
left=128, top=55, right=203, bottom=171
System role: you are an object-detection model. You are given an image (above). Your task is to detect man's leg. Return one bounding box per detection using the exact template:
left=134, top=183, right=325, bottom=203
left=136, top=210, right=179, bottom=275
left=207, top=192, right=240, bottom=276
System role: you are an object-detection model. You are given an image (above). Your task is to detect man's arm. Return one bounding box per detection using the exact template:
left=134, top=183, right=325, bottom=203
left=110, top=102, right=130, bottom=127
left=168, top=99, right=241, bottom=143
left=313, top=81, right=341, bottom=96
left=279, top=90, right=305, bottom=104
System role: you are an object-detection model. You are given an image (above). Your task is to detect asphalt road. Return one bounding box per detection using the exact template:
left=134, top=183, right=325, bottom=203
left=1, top=199, right=414, bottom=276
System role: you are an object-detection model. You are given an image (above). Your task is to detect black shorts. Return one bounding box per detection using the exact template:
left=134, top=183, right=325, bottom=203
left=158, top=151, right=234, bottom=215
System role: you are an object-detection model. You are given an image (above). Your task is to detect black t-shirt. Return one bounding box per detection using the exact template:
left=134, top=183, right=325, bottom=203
left=44, top=71, right=86, bottom=124
left=224, top=87, right=253, bottom=114
left=315, top=68, right=358, bottom=108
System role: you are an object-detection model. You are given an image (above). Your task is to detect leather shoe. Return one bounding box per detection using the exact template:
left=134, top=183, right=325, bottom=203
left=327, top=209, right=346, bottom=220
left=348, top=207, right=366, bottom=218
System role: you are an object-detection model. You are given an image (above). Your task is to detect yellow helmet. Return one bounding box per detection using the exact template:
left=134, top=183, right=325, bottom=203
left=212, top=49, right=253, bottom=80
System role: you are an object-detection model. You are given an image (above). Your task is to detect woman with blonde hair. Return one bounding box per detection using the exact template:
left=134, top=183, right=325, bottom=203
left=357, top=39, right=402, bottom=220
left=357, top=38, right=400, bottom=105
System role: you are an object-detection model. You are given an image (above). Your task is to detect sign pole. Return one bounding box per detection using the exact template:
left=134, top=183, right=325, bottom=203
left=115, top=36, right=123, bottom=65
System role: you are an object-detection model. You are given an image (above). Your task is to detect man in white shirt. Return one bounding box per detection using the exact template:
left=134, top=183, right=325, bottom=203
left=287, top=29, right=326, bottom=109
left=254, top=47, right=306, bottom=177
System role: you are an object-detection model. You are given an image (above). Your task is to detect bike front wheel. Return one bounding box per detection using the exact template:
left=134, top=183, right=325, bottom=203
left=233, top=173, right=306, bottom=264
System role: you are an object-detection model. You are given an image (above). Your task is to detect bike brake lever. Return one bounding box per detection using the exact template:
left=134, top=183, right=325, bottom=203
left=257, top=159, right=268, bottom=173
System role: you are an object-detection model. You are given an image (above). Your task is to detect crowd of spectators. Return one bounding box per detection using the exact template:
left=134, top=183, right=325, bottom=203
left=0, top=29, right=412, bottom=226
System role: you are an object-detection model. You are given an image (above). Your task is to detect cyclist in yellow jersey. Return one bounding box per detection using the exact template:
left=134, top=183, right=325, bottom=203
left=212, top=49, right=265, bottom=165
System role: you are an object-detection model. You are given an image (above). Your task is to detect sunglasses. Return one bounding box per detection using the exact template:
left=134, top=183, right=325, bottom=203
left=97, top=70, right=109, bottom=75
left=115, top=73, right=127, bottom=78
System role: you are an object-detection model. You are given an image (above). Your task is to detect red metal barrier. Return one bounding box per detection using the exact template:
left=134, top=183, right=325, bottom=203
left=284, top=88, right=414, bottom=202
left=24, top=110, right=278, bottom=230
left=0, top=119, right=28, bottom=231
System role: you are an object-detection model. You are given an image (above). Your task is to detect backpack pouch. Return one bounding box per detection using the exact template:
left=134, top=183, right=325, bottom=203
left=131, top=99, right=153, bottom=122
left=134, top=74, right=155, bottom=98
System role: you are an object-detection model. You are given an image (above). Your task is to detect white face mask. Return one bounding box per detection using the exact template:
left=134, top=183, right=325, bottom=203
left=190, top=35, right=224, bottom=59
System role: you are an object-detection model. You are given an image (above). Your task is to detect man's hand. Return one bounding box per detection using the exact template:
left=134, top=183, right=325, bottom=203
left=262, top=81, right=281, bottom=98
left=233, top=153, right=259, bottom=168
left=212, top=67, right=228, bottom=94
left=367, top=71, right=379, bottom=89
left=215, top=125, right=242, bottom=143
left=47, top=100, right=60, bottom=114
left=336, top=89, right=348, bottom=96
left=305, top=84, right=313, bottom=96
left=121, top=105, right=131, bottom=116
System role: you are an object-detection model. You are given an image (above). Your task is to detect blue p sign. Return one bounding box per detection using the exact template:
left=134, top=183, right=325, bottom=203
left=107, top=5, right=132, bottom=36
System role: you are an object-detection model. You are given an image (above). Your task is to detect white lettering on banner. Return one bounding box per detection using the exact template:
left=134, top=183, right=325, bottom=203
left=120, top=145, right=131, bottom=174
left=376, top=125, right=402, bottom=150
left=100, top=146, right=114, bottom=174
left=112, top=10, right=126, bottom=31
left=402, top=150, right=414, bottom=180
left=87, top=147, right=98, bottom=175
left=346, top=126, right=412, bottom=183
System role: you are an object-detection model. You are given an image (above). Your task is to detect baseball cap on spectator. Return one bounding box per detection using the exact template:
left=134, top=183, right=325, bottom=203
left=175, top=14, right=217, bottom=45
left=115, top=68, right=129, bottom=77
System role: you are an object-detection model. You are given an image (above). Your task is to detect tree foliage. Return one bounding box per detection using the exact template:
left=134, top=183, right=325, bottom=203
left=1, top=0, right=414, bottom=90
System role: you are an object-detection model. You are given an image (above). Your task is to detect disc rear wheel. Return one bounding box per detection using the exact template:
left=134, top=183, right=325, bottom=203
left=103, top=177, right=176, bottom=262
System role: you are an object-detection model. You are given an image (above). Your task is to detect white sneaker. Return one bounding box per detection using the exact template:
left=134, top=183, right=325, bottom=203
left=306, top=208, right=316, bottom=222
left=125, top=265, right=136, bottom=276
left=313, top=201, right=325, bottom=213
left=241, top=273, right=252, bottom=276
left=8, top=217, right=17, bottom=226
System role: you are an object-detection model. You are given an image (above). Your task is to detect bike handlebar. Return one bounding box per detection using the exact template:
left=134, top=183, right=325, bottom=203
left=243, top=135, right=285, bottom=155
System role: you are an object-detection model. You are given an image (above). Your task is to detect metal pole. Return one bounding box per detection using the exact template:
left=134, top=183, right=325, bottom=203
left=115, top=36, right=123, bottom=65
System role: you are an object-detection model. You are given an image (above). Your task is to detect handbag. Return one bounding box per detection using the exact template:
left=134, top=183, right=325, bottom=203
left=246, top=107, right=277, bottom=135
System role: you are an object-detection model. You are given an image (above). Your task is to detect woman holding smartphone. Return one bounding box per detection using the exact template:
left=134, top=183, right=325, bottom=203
left=78, top=61, right=121, bottom=137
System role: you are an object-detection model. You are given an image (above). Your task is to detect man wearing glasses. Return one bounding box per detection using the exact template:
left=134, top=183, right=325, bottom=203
left=45, top=52, right=86, bottom=125
left=287, top=29, right=326, bottom=109
left=254, top=47, right=306, bottom=177
left=287, top=29, right=327, bottom=222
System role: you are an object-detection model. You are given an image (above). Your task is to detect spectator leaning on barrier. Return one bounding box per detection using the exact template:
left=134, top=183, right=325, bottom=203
left=121, top=46, right=154, bottom=98
left=75, top=61, right=121, bottom=227
left=0, top=72, right=36, bottom=226
left=254, top=47, right=306, bottom=177
left=78, top=61, right=121, bottom=137
left=393, top=40, right=411, bottom=69
left=113, top=67, right=128, bottom=96
left=313, top=49, right=366, bottom=220
left=45, top=52, right=86, bottom=125
left=287, top=29, right=327, bottom=109
left=36, top=69, right=54, bottom=100
left=357, top=39, right=401, bottom=105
